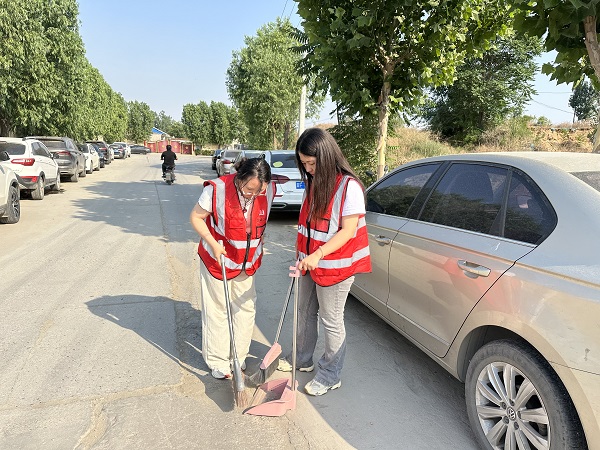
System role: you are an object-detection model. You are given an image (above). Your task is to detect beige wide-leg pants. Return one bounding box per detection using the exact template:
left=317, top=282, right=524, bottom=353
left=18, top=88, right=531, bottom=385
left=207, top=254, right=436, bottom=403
left=199, top=262, right=256, bottom=373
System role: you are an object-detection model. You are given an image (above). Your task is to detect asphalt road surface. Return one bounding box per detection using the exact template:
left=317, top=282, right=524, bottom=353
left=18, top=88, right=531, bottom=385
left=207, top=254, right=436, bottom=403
left=0, top=153, right=480, bottom=449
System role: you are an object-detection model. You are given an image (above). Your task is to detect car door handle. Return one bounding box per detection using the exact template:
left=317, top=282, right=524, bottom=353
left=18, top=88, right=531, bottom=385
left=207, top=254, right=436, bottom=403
left=457, top=260, right=491, bottom=277
left=375, top=235, right=392, bottom=245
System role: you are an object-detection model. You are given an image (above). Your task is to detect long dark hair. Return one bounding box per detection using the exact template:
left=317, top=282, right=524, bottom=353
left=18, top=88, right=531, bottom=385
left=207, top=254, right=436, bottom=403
left=233, top=157, right=271, bottom=185
left=295, top=128, right=362, bottom=220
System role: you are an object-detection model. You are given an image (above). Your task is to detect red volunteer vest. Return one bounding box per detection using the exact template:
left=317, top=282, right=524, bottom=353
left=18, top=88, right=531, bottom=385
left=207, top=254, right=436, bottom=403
left=297, top=174, right=371, bottom=286
left=198, top=174, right=275, bottom=280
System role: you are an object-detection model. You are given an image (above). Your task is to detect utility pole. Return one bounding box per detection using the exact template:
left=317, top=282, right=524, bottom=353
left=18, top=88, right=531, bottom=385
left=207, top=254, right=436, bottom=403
left=298, top=85, right=306, bottom=136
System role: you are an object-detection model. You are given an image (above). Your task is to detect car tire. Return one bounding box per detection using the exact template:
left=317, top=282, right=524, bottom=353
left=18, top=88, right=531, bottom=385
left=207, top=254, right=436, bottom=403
left=0, top=184, right=20, bottom=224
left=30, top=176, right=45, bottom=200
left=70, top=170, right=79, bottom=183
left=80, top=164, right=87, bottom=177
left=50, top=173, right=61, bottom=192
left=86, top=163, right=93, bottom=174
left=94, top=162, right=100, bottom=171
left=465, top=339, right=586, bottom=450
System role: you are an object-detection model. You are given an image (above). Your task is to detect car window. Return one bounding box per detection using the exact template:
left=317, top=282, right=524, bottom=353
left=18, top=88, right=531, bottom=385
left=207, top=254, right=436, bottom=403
left=77, top=144, right=90, bottom=153
left=0, top=142, right=26, bottom=155
left=41, top=140, right=66, bottom=149
left=32, top=142, right=44, bottom=156
left=420, top=163, right=507, bottom=235
left=366, top=163, right=441, bottom=217
left=503, top=171, right=555, bottom=244
left=269, top=153, right=297, bottom=169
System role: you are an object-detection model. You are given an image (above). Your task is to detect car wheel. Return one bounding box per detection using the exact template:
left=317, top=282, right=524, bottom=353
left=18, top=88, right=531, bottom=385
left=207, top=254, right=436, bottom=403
left=30, top=176, right=45, bottom=200
left=70, top=170, right=79, bottom=183
left=50, top=173, right=61, bottom=192
left=465, top=340, right=586, bottom=450
left=94, top=162, right=100, bottom=171
left=80, top=164, right=87, bottom=177
left=0, top=184, right=20, bottom=224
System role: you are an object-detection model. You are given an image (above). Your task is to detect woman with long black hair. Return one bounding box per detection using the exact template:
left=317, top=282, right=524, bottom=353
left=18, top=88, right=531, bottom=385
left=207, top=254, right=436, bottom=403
left=279, top=128, right=371, bottom=395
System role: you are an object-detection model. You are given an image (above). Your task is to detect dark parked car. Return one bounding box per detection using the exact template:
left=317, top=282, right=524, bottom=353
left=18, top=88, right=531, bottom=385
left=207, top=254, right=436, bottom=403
left=90, top=143, right=106, bottom=168
left=109, top=144, right=125, bottom=159
left=29, top=136, right=86, bottom=182
left=86, top=140, right=112, bottom=164
left=212, top=149, right=223, bottom=170
left=350, top=152, right=600, bottom=449
left=130, top=144, right=151, bottom=154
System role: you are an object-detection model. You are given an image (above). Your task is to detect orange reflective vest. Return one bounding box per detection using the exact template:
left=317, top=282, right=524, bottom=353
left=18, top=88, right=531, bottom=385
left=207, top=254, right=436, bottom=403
left=297, top=174, right=371, bottom=286
left=198, top=174, right=275, bottom=280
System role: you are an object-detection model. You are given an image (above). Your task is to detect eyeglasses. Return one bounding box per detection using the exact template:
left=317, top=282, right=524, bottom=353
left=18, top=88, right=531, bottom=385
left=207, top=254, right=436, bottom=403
left=237, top=181, right=267, bottom=197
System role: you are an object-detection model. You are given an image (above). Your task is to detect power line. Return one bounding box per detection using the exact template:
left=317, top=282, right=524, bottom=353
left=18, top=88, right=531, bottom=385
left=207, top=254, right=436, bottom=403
left=281, top=0, right=289, bottom=17
left=529, top=99, right=572, bottom=114
left=537, top=91, right=571, bottom=94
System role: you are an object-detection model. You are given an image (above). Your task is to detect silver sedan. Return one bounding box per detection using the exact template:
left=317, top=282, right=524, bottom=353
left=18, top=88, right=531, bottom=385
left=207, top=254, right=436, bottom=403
left=351, top=151, right=600, bottom=450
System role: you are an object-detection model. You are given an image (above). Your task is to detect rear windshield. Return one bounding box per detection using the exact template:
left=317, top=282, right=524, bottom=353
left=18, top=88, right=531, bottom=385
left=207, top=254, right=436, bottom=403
left=40, top=140, right=66, bottom=149
left=0, top=142, right=26, bottom=155
left=270, top=153, right=297, bottom=169
left=571, top=171, right=600, bottom=192
left=77, top=144, right=90, bottom=153
left=224, top=150, right=240, bottom=158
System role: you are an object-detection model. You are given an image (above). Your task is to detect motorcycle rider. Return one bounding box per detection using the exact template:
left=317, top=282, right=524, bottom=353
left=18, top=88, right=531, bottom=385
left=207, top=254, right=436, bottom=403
left=161, top=144, right=177, bottom=178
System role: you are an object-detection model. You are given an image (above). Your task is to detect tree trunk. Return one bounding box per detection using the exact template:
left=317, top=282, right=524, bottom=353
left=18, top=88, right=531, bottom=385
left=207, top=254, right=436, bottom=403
left=583, top=16, right=600, bottom=153
left=283, top=122, right=290, bottom=150
left=376, top=64, right=394, bottom=179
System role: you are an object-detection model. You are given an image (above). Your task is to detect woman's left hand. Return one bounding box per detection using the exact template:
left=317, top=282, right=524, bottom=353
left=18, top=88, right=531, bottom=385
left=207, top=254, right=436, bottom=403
left=300, top=252, right=321, bottom=271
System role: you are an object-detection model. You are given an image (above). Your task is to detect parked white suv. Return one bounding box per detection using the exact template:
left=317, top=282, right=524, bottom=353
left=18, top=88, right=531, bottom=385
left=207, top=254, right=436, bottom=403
left=0, top=153, right=20, bottom=224
left=0, top=137, right=60, bottom=200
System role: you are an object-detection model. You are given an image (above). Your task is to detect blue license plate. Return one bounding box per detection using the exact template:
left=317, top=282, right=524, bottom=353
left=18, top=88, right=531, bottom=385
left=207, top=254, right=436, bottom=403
left=296, top=181, right=305, bottom=189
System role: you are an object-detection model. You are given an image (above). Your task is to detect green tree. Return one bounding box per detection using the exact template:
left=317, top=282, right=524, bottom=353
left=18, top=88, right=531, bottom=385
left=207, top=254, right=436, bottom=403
left=227, top=18, right=323, bottom=149
left=210, top=101, right=231, bottom=148
left=423, top=33, right=541, bottom=144
left=182, top=101, right=212, bottom=148
left=296, top=0, right=511, bottom=178
left=512, top=1, right=600, bottom=148
left=127, top=101, right=154, bottom=143
left=227, top=106, right=247, bottom=145
left=569, top=78, right=599, bottom=122
left=154, top=111, right=174, bottom=133
left=0, top=0, right=85, bottom=136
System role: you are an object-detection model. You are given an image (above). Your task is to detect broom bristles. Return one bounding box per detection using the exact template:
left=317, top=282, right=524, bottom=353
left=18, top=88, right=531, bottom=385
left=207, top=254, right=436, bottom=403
left=234, top=387, right=250, bottom=408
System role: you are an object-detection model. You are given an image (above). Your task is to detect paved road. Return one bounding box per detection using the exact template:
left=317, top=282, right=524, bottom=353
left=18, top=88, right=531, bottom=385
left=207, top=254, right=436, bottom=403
left=0, top=154, right=479, bottom=449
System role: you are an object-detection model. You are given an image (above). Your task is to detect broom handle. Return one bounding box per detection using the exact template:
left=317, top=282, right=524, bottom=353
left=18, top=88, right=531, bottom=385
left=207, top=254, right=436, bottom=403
left=291, top=268, right=299, bottom=391
left=273, top=276, right=294, bottom=344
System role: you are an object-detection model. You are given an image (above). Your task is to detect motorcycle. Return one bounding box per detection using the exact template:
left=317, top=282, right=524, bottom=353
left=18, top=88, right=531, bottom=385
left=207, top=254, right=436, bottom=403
left=164, top=166, right=176, bottom=185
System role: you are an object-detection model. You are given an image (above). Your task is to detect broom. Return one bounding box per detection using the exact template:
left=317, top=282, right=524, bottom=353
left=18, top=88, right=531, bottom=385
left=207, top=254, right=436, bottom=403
left=246, top=276, right=294, bottom=386
left=220, top=252, right=249, bottom=408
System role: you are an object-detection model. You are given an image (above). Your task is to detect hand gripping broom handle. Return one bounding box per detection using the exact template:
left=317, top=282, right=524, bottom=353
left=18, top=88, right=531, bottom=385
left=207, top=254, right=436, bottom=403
left=220, top=251, right=245, bottom=394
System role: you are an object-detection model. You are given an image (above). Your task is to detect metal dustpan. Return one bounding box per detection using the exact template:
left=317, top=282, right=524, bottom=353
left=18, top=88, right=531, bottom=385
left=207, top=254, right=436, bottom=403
left=244, top=263, right=300, bottom=417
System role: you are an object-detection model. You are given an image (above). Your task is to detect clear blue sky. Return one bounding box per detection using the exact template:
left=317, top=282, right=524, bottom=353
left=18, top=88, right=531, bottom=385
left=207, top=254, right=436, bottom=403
left=78, top=0, right=575, bottom=127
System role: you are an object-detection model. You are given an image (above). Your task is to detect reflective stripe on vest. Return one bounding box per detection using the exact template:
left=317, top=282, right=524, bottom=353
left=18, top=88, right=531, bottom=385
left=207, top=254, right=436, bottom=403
left=198, top=174, right=275, bottom=279
left=297, top=175, right=371, bottom=286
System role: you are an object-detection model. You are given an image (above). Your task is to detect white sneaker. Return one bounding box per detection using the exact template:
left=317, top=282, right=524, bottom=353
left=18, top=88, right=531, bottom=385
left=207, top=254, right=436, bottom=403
left=211, top=368, right=232, bottom=379
left=304, top=379, right=341, bottom=396
left=277, top=358, right=314, bottom=372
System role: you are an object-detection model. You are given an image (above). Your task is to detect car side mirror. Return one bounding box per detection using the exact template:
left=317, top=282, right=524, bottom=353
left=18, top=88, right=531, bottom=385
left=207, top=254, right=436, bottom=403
left=0, top=150, right=9, bottom=161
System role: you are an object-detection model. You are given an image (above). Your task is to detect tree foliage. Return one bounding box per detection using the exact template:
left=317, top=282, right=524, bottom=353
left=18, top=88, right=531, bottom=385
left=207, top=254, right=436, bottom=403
left=227, top=18, right=323, bottom=150
left=569, top=78, right=600, bottom=122
left=182, top=101, right=212, bottom=147
left=423, top=33, right=542, bottom=144
left=296, top=0, right=512, bottom=177
left=209, top=101, right=231, bottom=148
left=0, top=0, right=129, bottom=141
left=127, top=101, right=154, bottom=143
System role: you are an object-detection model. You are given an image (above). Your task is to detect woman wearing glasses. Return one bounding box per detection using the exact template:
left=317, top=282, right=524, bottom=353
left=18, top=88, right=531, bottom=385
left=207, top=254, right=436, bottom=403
left=190, top=157, right=275, bottom=379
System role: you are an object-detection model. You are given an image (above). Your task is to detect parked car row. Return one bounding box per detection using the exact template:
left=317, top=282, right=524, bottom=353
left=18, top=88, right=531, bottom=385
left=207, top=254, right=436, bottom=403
left=0, top=136, right=138, bottom=225
left=212, top=148, right=304, bottom=211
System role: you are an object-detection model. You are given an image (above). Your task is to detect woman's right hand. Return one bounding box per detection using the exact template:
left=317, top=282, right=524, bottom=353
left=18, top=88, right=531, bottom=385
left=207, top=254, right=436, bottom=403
left=212, top=241, right=227, bottom=267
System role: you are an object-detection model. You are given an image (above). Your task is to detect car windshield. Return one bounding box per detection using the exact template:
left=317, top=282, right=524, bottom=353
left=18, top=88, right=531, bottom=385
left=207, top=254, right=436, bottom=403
left=571, top=171, right=600, bottom=192
left=41, top=140, right=66, bottom=149
left=270, top=153, right=297, bottom=169
left=0, top=142, right=26, bottom=155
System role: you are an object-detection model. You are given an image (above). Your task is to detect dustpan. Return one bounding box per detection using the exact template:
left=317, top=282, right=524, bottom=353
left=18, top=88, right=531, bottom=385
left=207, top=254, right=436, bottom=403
left=244, top=263, right=300, bottom=416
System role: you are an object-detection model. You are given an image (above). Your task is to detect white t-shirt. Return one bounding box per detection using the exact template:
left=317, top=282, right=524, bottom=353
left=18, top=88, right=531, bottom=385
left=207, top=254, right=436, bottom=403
left=342, top=179, right=366, bottom=217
